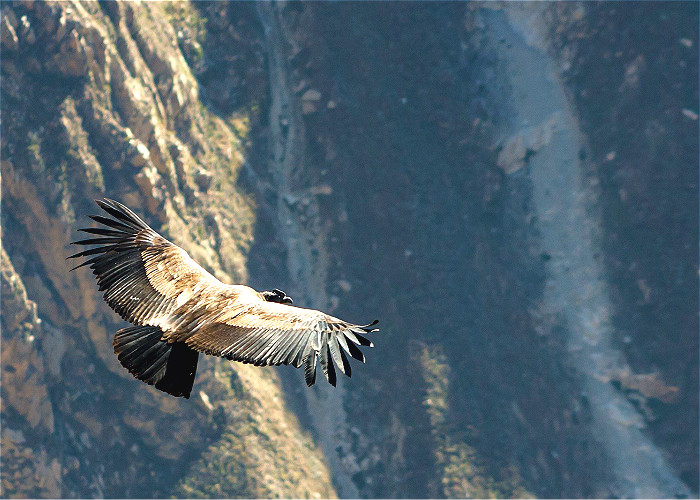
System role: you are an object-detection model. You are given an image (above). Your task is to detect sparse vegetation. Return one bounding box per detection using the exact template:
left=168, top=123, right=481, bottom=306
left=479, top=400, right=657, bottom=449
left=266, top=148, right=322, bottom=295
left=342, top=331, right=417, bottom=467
left=163, top=2, right=207, bottom=71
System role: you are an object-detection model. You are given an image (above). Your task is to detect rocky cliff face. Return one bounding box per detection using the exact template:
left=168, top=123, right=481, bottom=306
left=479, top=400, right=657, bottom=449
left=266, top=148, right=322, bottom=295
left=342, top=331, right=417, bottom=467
left=2, top=1, right=697, bottom=498
left=2, top=2, right=333, bottom=497
left=237, top=2, right=697, bottom=497
left=546, top=5, right=698, bottom=491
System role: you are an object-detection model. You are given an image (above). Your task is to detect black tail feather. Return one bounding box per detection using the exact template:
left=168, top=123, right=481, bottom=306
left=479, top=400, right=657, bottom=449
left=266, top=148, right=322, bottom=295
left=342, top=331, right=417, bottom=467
left=113, top=326, right=199, bottom=398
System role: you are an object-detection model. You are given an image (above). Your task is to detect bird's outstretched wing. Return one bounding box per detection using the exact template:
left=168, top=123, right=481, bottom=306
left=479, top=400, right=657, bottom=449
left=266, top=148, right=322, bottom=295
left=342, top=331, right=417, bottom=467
left=69, top=199, right=377, bottom=394
left=166, top=298, right=379, bottom=387
left=69, top=199, right=222, bottom=329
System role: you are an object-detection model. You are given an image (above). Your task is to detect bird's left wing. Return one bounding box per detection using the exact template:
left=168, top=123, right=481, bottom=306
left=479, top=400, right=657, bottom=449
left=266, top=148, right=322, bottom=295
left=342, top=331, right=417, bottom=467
left=68, top=198, right=225, bottom=329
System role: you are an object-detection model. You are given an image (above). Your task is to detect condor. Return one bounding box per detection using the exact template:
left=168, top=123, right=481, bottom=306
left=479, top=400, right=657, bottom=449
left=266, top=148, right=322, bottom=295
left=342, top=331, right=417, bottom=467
left=69, top=199, right=378, bottom=398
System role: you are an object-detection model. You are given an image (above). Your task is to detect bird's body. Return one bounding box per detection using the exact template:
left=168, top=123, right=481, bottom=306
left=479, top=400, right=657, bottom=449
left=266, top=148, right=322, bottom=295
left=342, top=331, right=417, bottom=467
left=69, top=199, right=378, bottom=398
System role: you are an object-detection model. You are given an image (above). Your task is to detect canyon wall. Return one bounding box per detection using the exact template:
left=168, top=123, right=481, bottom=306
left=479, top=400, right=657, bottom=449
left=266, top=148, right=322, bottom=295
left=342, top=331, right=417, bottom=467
left=2, top=1, right=697, bottom=497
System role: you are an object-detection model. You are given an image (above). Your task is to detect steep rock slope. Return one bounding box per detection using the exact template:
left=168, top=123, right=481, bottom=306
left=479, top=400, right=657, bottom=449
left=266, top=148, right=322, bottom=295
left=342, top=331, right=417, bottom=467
left=483, top=5, right=690, bottom=497
left=544, top=2, right=699, bottom=491
left=237, top=2, right=697, bottom=497
left=1, top=2, right=334, bottom=497
left=243, top=3, right=599, bottom=497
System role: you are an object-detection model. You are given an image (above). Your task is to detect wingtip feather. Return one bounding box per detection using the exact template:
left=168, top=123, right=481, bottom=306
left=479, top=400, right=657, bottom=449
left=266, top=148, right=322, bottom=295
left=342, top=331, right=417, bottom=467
left=304, top=353, right=317, bottom=387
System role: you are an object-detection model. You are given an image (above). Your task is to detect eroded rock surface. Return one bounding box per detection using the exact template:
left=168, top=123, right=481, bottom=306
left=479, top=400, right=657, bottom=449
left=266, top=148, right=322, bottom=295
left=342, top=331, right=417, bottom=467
left=1, top=2, right=333, bottom=497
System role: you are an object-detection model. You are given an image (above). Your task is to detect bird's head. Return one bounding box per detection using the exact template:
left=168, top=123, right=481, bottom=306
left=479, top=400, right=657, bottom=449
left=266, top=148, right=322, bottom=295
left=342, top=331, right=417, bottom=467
left=262, top=288, right=293, bottom=305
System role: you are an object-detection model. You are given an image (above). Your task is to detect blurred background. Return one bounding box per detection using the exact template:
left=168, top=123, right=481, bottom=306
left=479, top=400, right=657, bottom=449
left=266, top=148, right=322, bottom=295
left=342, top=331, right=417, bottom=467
left=1, top=1, right=697, bottom=498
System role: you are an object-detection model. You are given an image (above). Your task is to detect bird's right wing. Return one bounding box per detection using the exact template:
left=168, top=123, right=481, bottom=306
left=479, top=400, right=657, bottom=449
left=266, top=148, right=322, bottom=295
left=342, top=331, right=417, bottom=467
left=163, top=299, right=379, bottom=387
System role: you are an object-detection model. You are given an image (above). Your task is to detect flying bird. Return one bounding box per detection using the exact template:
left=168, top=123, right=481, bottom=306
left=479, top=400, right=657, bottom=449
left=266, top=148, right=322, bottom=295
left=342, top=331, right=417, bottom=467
left=69, top=199, right=378, bottom=398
